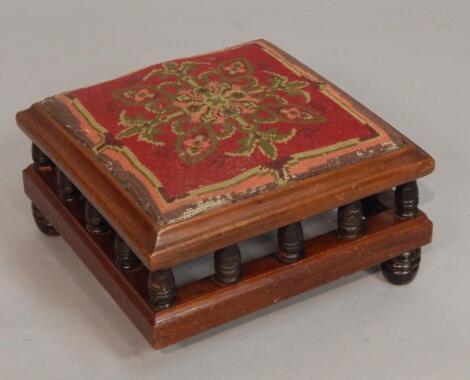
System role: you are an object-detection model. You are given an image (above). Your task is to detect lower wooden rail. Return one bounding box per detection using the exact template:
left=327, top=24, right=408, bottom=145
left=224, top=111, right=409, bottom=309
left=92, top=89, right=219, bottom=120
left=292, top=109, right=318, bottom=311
left=23, top=165, right=433, bottom=349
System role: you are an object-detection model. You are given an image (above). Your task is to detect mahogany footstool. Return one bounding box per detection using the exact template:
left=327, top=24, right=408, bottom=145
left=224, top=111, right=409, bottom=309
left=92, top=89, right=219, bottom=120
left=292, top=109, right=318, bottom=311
left=16, top=40, right=435, bottom=349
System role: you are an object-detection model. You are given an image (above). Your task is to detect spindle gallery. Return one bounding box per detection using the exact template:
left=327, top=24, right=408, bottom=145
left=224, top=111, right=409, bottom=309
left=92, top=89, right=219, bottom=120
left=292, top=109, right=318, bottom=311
left=17, top=40, right=434, bottom=348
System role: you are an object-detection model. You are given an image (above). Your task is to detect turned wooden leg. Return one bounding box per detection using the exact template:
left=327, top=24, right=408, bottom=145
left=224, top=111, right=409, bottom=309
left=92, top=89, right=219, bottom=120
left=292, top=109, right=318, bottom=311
left=30, top=144, right=58, bottom=235
left=396, top=181, right=419, bottom=218
left=31, top=203, right=59, bottom=236
left=85, top=201, right=111, bottom=235
left=277, top=222, right=304, bottom=263
left=57, top=169, right=81, bottom=203
left=382, top=181, right=421, bottom=284
left=337, top=200, right=364, bottom=239
left=114, top=235, right=140, bottom=271
left=381, top=248, right=421, bottom=285
left=148, top=269, right=176, bottom=310
left=31, top=143, right=55, bottom=170
left=212, top=245, right=241, bottom=285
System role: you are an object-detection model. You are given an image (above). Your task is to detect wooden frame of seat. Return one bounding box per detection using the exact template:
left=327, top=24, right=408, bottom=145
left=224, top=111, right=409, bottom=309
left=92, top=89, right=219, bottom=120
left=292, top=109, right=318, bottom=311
left=23, top=154, right=432, bottom=348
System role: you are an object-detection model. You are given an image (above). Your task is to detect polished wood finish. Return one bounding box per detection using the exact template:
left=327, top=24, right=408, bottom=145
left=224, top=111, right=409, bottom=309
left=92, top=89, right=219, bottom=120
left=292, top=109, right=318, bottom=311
left=381, top=248, right=421, bottom=285
left=23, top=166, right=433, bottom=348
left=213, top=245, right=241, bottom=284
left=18, top=108, right=155, bottom=268
left=16, top=70, right=435, bottom=272
left=337, top=201, right=364, bottom=239
left=115, top=235, right=140, bottom=271
left=277, top=222, right=304, bottom=263
left=85, top=200, right=111, bottom=235
left=31, top=203, right=59, bottom=236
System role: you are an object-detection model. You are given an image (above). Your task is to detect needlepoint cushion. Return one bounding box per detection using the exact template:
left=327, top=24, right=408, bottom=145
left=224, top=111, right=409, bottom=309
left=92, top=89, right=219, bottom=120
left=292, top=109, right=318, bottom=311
left=40, top=40, right=403, bottom=225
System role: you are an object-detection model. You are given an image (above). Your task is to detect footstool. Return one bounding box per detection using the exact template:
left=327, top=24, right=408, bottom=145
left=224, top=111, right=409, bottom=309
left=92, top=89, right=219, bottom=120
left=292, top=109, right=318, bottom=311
left=16, top=40, right=434, bottom=349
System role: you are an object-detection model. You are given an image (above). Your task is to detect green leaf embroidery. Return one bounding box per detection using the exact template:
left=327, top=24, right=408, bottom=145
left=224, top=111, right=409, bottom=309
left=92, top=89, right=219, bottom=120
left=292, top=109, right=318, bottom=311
left=114, top=58, right=326, bottom=163
left=138, top=127, right=164, bottom=146
left=258, top=140, right=277, bottom=159
left=116, top=125, right=142, bottom=139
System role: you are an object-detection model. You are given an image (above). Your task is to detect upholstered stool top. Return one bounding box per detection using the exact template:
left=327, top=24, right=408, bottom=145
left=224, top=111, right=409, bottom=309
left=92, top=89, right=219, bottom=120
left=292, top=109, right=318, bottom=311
left=17, top=40, right=433, bottom=270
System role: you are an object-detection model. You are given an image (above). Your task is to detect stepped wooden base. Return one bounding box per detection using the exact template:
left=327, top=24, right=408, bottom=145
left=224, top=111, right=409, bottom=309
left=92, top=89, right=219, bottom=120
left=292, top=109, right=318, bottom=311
left=23, top=165, right=433, bottom=349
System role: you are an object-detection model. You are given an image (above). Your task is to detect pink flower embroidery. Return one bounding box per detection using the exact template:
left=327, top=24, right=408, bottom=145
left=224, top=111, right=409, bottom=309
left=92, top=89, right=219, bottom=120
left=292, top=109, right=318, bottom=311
left=222, top=61, right=247, bottom=75
left=183, top=134, right=211, bottom=156
left=124, top=88, right=154, bottom=102
left=280, top=107, right=302, bottom=121
left=114, top=59, right=322, bottom=163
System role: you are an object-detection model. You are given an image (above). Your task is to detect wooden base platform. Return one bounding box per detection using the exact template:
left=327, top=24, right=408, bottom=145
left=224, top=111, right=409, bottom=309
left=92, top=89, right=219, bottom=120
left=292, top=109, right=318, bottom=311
left=23, top=165, right=433, bottom=349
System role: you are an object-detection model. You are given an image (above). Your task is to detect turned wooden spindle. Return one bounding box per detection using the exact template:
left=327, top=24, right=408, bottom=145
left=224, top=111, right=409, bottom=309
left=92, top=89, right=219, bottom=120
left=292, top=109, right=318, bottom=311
left=277, top=222, right=305, bottom=263
left=57, top=169, right=81, bottom=203
left=386, top=182, right=421, bottom=284
left=85, top=201, right=111, bottom=235
left=148, top=269, right=176, bottom=310
left=381, top=248, right=421, bottom=285
left=31, top=203, right=59, bottom=236
left=114, top=235, right=140, bottom=271
left=213, top=245, right=241, bottom=285
left=396, top=181, right=419, bottom=218
left=337, top=201, right=364, bottom=239
left=31, top=143, right=55, bottom=170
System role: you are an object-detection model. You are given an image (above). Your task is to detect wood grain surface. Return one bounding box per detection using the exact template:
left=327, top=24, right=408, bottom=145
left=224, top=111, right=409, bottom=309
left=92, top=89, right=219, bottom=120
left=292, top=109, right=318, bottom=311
left=24, top=166, right=432, bottom=348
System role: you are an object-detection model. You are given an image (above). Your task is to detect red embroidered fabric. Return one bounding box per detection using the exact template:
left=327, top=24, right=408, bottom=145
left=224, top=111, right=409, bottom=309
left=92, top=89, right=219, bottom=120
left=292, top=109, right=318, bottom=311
left=42, top=40, right=402, bottom=224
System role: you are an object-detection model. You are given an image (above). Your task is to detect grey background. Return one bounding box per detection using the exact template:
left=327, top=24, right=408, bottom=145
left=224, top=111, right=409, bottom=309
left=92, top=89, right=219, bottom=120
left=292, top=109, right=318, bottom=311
left=1, top=1, right=469, bottom=379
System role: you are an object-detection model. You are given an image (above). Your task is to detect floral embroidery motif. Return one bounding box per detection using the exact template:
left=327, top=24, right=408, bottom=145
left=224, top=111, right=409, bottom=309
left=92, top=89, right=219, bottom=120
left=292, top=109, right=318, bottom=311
left=43, top=40, right=402, bottom=225
left=112, top=58, right=326, bottom=163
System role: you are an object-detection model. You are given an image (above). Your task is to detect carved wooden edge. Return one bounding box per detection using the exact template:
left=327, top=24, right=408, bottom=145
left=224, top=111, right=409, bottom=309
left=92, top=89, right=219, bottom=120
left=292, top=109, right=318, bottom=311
left=151, top=146, right=434, bottom=269
left=17, top=94, right=435, bottom=272
left=17, top=107, right=156, bottom=261
left=23, top=165, right=433, bottom=349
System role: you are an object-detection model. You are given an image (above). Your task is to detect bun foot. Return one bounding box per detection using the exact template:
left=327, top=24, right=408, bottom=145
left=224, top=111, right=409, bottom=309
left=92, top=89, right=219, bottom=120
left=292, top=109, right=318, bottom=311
left=381, top=248, right=421, bottom=285
left=31, top=203, right=59, bottom=236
